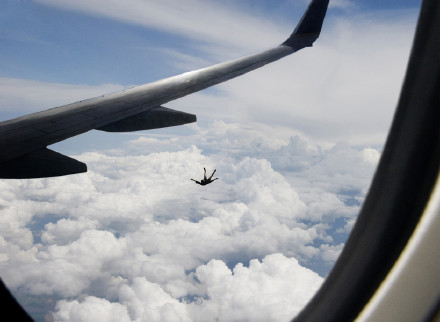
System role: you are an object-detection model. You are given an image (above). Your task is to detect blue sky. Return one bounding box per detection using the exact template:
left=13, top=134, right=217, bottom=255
left=0, top=0, right=421, bottom=85
left=0, top=0, right=422, bottom=321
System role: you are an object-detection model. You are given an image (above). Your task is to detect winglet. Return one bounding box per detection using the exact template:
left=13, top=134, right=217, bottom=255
left=282, top=0, right=330, bottom=49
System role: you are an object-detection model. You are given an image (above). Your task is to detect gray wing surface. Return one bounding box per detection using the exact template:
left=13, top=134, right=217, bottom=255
left=0, top=0, right=329, bottom=179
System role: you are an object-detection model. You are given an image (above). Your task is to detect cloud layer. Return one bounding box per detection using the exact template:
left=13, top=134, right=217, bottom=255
left=0, top=120, right=379, bottom=320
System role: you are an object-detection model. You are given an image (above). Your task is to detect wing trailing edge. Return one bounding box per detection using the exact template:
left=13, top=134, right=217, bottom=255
left=97, top=106, right=196, bottom=132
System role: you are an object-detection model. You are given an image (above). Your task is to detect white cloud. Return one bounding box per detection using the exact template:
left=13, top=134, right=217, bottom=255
left=53, top=296, right=131, bottom=322
left=119, top=277, right=190, bottom=322
left=34, top=0, right=284, bottom=58
left=329, top=0, right=355, bottom=10
left=0, top=118, right=379, bottom=319
left=52, top=254, right=322, bottom=322
left=319, top=243, right=345, bottom=263
left=41, top=217, right=99, bottom=245
left=0, top=78, right=124, bottom=115
left=188, top=254, right=322, bottom=321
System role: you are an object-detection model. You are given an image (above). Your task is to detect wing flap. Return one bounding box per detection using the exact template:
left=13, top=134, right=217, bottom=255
left=0, top=148, right=87, bottom=179
left=97, top=106, right=197, bottom=132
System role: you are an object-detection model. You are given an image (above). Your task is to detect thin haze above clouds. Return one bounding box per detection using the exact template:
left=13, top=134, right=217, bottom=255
left=0, top=0, right=421, bottom=321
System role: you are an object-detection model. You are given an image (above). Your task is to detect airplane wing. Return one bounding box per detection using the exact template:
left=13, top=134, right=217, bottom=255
left=0, top=0, right=329, bottom=179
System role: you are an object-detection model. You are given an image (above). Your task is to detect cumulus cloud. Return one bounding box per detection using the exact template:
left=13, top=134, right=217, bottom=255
left=53, top=296, right=131, bottom=322
left=118, top=277, right=189, bottom=321
left=0, top=118, right=379, bottom=320
left=51, top=254, right=322, bottom=322
left=189, top=254, right=322, bottom=321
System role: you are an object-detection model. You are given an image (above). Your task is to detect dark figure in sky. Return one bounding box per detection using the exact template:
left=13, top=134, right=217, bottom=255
left=191, top=168, right=218, bottom=186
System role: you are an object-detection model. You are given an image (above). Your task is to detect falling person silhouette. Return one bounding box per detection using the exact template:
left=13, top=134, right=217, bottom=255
left=191, top=168, right=218, bottom=186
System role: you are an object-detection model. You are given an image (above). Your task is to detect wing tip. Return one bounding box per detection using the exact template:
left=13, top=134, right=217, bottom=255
left=282, top=0, right=330, bottom=49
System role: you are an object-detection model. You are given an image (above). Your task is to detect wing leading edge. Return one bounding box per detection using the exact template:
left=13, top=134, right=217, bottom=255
left=0, top=0, right=329, bottom=179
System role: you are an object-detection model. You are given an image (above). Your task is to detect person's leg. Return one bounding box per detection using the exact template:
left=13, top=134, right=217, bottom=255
left=208, top=169, right=216, bottom=180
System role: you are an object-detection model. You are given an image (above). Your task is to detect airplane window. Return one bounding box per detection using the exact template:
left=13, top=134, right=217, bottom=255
left=0, top=1, right=430, bottom=321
